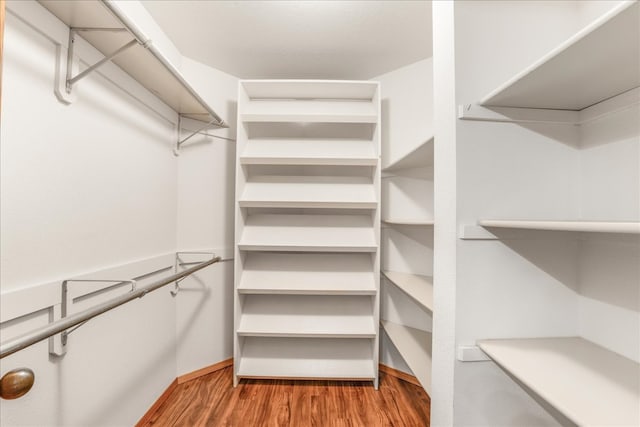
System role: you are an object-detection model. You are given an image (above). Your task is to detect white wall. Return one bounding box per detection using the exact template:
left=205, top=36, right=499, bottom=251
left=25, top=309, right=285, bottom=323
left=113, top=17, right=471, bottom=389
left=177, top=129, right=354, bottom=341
left=0, top=1, right=238, bottom=425
left=373, top=58, right=434, bottom=376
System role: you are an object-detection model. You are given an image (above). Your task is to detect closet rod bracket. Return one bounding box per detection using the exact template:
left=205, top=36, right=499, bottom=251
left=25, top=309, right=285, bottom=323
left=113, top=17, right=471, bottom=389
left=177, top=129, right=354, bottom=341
left=173, top=116, right=220, bottom=156
left=65, top=27, right=139, bottom=94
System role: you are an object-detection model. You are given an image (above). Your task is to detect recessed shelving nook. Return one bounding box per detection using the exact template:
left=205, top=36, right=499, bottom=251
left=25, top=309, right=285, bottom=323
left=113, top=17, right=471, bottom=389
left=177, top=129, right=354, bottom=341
left=234, top=80, right=381, bottom=387
left=457, top=2, right=640, bottom=425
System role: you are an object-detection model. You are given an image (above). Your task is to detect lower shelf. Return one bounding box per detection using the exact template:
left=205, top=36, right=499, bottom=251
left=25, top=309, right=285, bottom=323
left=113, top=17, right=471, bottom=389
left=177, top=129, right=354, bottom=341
left=478, top=337, right=640, bottom=427
left=381, top=320, right=432, bottom=393
left=237, top=336, right=376, bottom=380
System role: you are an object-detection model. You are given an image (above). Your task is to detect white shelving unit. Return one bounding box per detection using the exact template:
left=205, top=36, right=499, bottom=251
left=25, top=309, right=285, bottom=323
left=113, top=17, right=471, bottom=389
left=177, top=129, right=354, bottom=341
left=478, top=338, right=640, bottom=426
left=234, top=80, right=381, bottom=386
left=381, top=321, right=433, bottom=392
left=381, top=271, right=433, bottom=312
left=460, top=2, right=640, bottom=424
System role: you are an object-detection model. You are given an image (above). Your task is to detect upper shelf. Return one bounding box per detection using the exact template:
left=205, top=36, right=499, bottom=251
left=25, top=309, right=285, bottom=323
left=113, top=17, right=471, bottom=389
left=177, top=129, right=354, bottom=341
left=241, top=100, right=377, bottom=124
left=479, top=219, right=640, bottom=234
left=478, top=337, right=640, bottom=426
left=239, top=139, right=378, bottom=166
left=383, top=219, right=434, bottom=226
left=38, top=0, right=225, bottom=125
left=480, top=1, right=639, bottom=110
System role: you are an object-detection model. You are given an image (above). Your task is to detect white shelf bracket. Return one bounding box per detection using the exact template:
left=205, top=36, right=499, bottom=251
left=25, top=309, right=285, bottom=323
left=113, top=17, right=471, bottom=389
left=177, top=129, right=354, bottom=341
left=457, top=345, right=491, bottom=362
left=459, top=225, right=499, bottom=240
left=56, top=27, right=137, bottom=103
left=173, top=116, right=222, bottom=156
left=458, top=104, right=580, bottom=125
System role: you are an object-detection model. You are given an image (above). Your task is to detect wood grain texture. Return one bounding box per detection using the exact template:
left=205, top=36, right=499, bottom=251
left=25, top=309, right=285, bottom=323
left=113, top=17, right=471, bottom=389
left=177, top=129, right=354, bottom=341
left=178, top=358, right=234, bottom=384
left=136, top=379, right=178, bottom=427
left=140, top=366, right=430, bottom=427
left=378, top=364, right=421, bottom=388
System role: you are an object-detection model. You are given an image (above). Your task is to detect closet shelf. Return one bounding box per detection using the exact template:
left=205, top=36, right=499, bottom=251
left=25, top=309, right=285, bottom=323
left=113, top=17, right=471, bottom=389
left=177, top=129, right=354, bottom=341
left=238, top=296, right=376, bottom=338
left=382, top=219, right=434, bottom=226
left=241, top=100, right=377, bottom=123
left=238, top=214, right=377, bottom=252
left=383, top=137, right=434, bottom=172
left=241, top=80, right=379, bottom=100
left=239, top=139, right=377, bottom=166
left=480, top=1, right=639, bottom=110
left=479, top=219, right=640, bottom=234
left=239, top=176, right=377, bottom=209
left=478, top=337, right=640, bottom=427
left=382, top=271, right=433, bottom=312
left=238, top=253, right=376, bottom=295
left=381, top=321, right=432, bottom=393
left=39, top=0, right=225, bottom=125
left=237, top=337, right=376, bottom=380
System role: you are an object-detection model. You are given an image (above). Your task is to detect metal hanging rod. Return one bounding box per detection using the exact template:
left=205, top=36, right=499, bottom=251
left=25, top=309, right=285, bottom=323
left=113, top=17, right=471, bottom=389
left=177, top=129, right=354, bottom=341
left=0, top=256, right=220, bottom=360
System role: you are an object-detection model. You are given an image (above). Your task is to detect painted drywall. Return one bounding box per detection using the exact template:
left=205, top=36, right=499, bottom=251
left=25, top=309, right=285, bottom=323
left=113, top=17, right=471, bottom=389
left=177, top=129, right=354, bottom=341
left=0, top=1, right=178, bottom=425
left=174, top=57, right=238, bottom=377
left=372, top=58, right=434, bottom=377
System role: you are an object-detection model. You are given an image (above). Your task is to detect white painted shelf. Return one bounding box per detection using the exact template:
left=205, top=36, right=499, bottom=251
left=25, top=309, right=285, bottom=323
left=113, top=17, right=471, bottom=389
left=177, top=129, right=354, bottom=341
left=38, top=0, right=225, bottom=125
left=382, top=271, right=433, bottom=312
left=382, top=219, right=434, bottom=226
left=381, top=321, right=433, bottom=393
left=241, top=100, right=377, bottom=123
left=478, top=337, right=640, bottom=427
left=237, top=337, right=375, bottom=380
left=238, top=253, right=376, bottom=295
left=237, top=295, right=376, bottom=338
left=480, top=1, right=639, bottom=110
left=383, top=137, right=434, bottom=172
left=241, top=80, right=379, bottom=100
left=238, top=214, right=377, bottom=252
left=240, top=139, right=377, bottom=166
left=239, top=175, right=376, bottom=209
left=479, top=219, right=640, bottom=234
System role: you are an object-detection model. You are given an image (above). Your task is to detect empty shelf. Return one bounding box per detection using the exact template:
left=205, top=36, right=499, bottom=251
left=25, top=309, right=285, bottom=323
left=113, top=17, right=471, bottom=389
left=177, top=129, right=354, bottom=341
left=38, top=0, right=225, bottom=124
left=238, top=214, right=378, bottom=252
left=239, top=176, right=377, bottom=209
left=381, top=321, right=432, bottom=393
left=383, top=219, right=434, bottom=226
left=241, top=80, right=378, bottom=100
left=382, top=271, right=433, bottom=312
left=479, top=219, right=640, bottom=234
left=241, top=100, right=377, bottom=123
left=383, top=137, right=434, bottom=172
left=481, top=2, right=640, bottom=110
left=237, top=295, right=376, bottom=338
left=237, top=337, right=375, bottom=380
left=240, top=139, right=377, bottom=166
left=238, top=253, right=376, bottom=295
left=478, top=337, right=640, bottom=427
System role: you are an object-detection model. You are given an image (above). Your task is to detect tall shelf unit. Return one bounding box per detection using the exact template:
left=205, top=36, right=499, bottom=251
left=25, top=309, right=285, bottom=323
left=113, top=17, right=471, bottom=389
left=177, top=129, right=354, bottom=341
left=380, top=136, right=434, bottom=393
left=234, top=80, right=381, bottom=386
left=459, top=2, right=640, bottom=425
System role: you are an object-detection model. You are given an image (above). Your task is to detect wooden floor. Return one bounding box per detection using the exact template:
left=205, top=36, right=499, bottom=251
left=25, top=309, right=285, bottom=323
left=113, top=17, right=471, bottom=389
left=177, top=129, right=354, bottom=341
left=141, top=367, right=430, bottom=427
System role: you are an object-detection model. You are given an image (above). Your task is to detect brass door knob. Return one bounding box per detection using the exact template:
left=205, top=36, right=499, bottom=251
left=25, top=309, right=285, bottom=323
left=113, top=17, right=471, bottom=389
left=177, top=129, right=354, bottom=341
left=0, top=368, right=35, bottom=400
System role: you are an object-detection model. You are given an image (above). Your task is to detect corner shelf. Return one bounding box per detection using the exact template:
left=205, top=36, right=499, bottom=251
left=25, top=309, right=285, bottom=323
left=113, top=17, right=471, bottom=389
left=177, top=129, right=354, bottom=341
left=38, top=0, right=225, bottom=125
left=381, top=320, right=433, bottom=393
left=480, top=1, right=639, bottom=111
left=383, top=219, right=434, bottom=226
left=478, top=337, right=640, bottom=426
left=479, top=219, right=640, bottom=234
left=383, top=137, right=434, bottom=172
left=382, top=271, right=433, bottom=312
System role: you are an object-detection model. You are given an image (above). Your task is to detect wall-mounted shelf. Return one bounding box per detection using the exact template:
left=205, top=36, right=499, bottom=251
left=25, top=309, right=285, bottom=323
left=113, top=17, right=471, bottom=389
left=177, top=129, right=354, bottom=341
left=383, top=137, right=434, bottom=172
left=478, top=337, right=640, bottom=426
left=382, top=271, right=433, bottom=312
left=238, top=253, right=376, bottom=295
left=239, top=139, right=378, bottom=166
left=381, top=320, right=432, bottom=392
left=480, top=1, right=639, bottom=111
left=38, top=0, right=225, bottom=125
left=383, top=219, right=434, bottom=226
left=478, top=219, right=640, bottom=234
left=239, top=176, right=377, bottom=209
left=241, top=100, right=377, bottom=124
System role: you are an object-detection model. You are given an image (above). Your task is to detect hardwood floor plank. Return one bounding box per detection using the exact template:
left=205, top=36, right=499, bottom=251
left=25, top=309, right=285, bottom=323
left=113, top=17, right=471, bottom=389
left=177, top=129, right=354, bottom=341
left=141, top=366, right=429, bottom=427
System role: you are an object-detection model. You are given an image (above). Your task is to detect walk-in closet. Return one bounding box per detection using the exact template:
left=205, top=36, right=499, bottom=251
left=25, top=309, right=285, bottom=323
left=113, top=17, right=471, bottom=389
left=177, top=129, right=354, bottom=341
left=1, top=1, right=638, bottom=426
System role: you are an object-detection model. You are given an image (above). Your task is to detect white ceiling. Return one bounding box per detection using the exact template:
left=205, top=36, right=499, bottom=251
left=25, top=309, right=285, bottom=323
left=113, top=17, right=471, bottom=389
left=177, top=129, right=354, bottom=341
left=141, top=0, right=432, bottom=80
